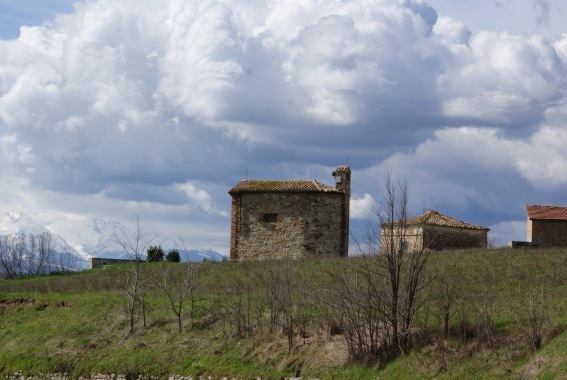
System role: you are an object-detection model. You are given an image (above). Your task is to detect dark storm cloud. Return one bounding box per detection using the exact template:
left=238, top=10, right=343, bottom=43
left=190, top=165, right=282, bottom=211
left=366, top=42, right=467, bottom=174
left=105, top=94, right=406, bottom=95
left=0, top=0, right=566, bottom=248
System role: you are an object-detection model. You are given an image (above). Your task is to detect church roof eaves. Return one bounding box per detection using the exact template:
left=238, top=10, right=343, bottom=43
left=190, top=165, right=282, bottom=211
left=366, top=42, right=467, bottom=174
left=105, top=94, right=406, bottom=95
left=229, top=179, right=340, bottom=194
left=384, top=210, right=489, bottom=231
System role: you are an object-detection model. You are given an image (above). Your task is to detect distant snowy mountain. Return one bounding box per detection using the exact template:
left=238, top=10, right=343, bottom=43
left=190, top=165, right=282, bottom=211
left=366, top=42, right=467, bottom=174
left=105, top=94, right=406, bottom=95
left=49, top=218, right=225, bottom=261
left=48, top=218, right=133, bottom=260
left=179, top=249, right=226, bottom=262
left=0, top=212, right=226, bottom=270
left=0, top=211, right=50, bottom=236
left=0, top=212, right=89, bottom=269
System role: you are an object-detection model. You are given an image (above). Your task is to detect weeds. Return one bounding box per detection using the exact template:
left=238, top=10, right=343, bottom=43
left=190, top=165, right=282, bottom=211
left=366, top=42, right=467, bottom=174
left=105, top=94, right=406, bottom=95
left=1, top=248, right=567, bottom=379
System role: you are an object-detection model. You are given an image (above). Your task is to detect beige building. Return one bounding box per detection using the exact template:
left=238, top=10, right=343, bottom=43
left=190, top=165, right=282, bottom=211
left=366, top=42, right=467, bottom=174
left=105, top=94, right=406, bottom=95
left=228, top=166, right=350, bottom=261
left=526, top=205, right=567, bottom=247
left=380, top=210, right=489, bottom=253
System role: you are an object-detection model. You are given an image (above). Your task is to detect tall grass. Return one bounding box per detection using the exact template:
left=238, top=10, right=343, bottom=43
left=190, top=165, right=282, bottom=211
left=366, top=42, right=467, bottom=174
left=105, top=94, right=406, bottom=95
left=1, top=248, right=566, bottom=379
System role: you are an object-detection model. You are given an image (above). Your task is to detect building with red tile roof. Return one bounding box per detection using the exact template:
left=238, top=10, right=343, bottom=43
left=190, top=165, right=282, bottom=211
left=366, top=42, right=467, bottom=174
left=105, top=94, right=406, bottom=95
left=526, top=205, right=567, bottom=247
left=228, top=166, right=350, bottom=261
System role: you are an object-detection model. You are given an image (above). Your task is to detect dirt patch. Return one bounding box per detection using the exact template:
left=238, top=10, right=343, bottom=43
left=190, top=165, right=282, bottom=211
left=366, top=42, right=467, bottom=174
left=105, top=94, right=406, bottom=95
left=35, top=302, right=49, bottom=311
left=57, top=300, right=72, bottom=308
left=0, top=297, right=37, bottom=313
left=0, top=297, right=36, bottom=305
left=519, top=355, right=549, bottom=379
left=0, top=297, right=71, bottom=311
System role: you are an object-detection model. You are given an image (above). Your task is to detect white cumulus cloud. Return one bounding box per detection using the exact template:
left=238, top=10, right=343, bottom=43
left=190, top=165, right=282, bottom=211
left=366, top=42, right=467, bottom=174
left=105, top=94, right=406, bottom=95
left=177, top=182, right=228, bottom=217
left=350, top=193, right=375, bottom=219
left=0, top=0, right=565, bottom=249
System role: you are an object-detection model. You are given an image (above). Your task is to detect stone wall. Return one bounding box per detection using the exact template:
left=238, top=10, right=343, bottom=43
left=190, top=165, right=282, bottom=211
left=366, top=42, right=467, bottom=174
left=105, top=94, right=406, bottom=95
left=423, top=226, right=488, bottom=250
left=380, top=225, right=488, bottom=253
left=231, top=192, right=346, bottom=260
left=529, top=220, right=567, bottom=247
left=380, top=226, right=423, bottom=253
left=89, top=258, right=136, bottom=269
left=509, top=241, right=537, bottom=248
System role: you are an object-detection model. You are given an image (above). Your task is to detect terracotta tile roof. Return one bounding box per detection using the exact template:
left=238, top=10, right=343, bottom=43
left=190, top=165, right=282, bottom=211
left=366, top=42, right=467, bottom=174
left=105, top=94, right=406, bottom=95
left=402, top=210, right=489, bottom=230
left=526, top=205, right=567, bottom=220
left=229, top=179, right=340, bottom=194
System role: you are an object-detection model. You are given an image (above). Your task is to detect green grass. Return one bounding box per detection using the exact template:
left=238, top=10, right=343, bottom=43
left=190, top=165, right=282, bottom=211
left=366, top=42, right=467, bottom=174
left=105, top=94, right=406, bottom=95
left=1, top=248, right=567, bottom=379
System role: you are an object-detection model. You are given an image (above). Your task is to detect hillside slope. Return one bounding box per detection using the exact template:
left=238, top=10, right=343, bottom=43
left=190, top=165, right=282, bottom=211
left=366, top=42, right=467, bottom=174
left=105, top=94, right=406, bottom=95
left=1, top=248, right=566, bottom=379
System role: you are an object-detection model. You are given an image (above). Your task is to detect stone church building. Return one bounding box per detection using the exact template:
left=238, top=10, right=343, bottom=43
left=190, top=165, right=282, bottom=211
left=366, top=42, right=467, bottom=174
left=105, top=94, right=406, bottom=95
left=526, top=205, right=567, bottom=247
left=228, top=166, right=351, bottom=261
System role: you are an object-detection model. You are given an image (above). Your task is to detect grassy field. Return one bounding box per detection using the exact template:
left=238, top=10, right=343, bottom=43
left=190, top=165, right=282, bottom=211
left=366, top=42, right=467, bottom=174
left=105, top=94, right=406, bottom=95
left=1, top=248, right=566, bottom=379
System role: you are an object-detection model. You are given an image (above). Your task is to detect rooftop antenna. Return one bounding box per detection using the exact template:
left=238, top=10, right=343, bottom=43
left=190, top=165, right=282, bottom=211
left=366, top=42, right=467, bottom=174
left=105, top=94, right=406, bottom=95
left=245, top=167, right=248, bottom=179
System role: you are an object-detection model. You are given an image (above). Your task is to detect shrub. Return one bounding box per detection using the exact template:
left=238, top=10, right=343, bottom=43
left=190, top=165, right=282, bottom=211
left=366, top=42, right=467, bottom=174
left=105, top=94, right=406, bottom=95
left=147, top=246, right=165, bottom=262
left=165, top=249, right=181, bottom=263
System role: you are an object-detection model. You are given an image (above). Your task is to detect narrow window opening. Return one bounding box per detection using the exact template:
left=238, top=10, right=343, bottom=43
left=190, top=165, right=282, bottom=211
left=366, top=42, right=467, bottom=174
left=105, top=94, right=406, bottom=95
left=263, top=213, right=278, bottom=223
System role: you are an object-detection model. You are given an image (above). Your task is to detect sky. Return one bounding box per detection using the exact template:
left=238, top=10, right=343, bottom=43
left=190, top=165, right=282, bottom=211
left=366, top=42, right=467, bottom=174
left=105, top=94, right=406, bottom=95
left=0, top=0, right=566, bottom=254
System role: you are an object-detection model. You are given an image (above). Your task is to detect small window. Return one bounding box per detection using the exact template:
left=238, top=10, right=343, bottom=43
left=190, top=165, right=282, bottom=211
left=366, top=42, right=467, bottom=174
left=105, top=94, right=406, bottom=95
left=263, top=213, right=278, bottom=223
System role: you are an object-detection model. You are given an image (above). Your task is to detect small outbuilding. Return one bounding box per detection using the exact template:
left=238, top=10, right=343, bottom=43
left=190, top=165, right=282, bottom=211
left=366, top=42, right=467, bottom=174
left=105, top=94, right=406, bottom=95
left=526, top=205, right=567, bottom=247
left=380, top=210, right=489, bottom=253
left=228, top=166, right=351, bottom=261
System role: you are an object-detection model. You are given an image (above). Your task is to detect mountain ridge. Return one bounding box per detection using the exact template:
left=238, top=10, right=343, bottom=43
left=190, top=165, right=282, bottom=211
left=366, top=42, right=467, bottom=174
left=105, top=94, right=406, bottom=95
left=0, top=211, right=226, bottom=270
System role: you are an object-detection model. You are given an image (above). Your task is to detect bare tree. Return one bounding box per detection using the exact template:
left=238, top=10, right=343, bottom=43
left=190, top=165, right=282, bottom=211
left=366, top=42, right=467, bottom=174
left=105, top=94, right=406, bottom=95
left=363, top=171, right=432, bottom=357
left=322, top=259, right=387, bottom=363
left=435, top=271, right=459, bottom=339
left=257, top=261, right=282, bottom=334
left=27, top=232, right=56, bottom=275
left=152, top=236, right=204, bottom=332
left=256, top=259, right=298, bottom=351
left=0, top=234, right=25, bottom=279
left=113, top=215, right=154, bottom=335
left=156, top=257, right=200, bottom=332
left=523, top=286, right=551, bottom=350
left=223, top=265, right=254, bottom=340
left=276, top=260, right=296, bottom=351
left=0, top=232, right=71, bottom=279
left=179, top=237, right=202, bottom=330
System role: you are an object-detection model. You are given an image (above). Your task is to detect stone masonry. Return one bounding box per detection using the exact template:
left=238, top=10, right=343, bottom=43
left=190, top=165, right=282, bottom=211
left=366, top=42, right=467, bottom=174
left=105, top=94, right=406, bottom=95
left=89, top=258, right=136, bottom=269
left=229, top=166, right=350, bottom=261
left=380, top=210, right=489, bottom=253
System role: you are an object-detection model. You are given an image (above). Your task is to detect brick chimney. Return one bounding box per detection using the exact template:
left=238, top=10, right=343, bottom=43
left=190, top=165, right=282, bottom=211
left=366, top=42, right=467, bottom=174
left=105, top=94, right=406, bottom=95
left=333, top=165, right=351, bottom=195
left=333, top=166, right=351, bottom=256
